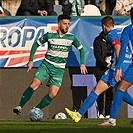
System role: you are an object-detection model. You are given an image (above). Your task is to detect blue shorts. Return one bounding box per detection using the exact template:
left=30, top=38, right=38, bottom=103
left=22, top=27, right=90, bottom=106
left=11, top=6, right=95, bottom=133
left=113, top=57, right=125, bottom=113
left=122, top=64, right=133, bottom=84
left=100, top=68, right=117, bottom=87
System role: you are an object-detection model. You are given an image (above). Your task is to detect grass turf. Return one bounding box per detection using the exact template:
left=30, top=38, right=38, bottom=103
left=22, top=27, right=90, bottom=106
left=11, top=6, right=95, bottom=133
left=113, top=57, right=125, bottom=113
left=0, top=118, right=133, bottom=133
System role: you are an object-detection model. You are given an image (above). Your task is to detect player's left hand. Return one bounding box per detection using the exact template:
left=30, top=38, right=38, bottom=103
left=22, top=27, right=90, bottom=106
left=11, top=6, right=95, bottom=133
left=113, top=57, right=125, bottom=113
left=80, top=64, right=88, bottom=74
left=114, top=69, right=122, bottom=82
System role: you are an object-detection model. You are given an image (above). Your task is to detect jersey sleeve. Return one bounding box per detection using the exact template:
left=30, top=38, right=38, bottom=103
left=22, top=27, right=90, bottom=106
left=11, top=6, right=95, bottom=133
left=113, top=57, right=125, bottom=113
left=72, top=36, right=85, bottom=64
left=72, top=36, right=83, bottom=50
left=37, top=32, right=49, bottom=46
left=107, top=31, right=120, bottom=47
left=29, top=32, right=49, bottom=61
left=29, top=42, right=40, bottom=61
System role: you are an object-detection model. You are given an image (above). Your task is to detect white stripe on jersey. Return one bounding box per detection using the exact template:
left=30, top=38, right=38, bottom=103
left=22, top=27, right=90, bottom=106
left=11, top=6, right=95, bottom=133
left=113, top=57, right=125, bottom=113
left=77, top=45, right=83, bottom=50
left=45, top=58, right=65, bottom=68
left=48, top=39, right=73, bottom=46
left=37, top=40, right=42, bottom=46
left=46, top=50, right=69, bottom=58
left=128, top=40, right=133, bottom=54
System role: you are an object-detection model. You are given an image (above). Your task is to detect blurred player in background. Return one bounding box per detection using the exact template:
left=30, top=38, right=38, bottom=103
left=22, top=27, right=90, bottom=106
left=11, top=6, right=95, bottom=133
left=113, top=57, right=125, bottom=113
left=93, top=23, right=113, bottom=119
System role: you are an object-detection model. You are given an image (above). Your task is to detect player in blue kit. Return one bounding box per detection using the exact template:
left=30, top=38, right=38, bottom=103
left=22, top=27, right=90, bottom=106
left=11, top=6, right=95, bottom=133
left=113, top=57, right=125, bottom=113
left=65, top=16, right=132, bottom=123
left=99, top=7, right=133, bottom=126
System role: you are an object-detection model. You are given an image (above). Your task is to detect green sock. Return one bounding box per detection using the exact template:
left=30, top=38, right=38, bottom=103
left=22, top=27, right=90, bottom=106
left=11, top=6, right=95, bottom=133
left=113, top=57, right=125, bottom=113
left=36, top=94, right=53, bottom=109
left=19, top=87, right=34, bottom=108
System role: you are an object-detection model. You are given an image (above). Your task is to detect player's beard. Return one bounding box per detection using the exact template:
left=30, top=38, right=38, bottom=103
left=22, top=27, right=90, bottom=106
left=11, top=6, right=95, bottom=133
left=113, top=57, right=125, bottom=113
left=60, top=27, right=68, bottom=34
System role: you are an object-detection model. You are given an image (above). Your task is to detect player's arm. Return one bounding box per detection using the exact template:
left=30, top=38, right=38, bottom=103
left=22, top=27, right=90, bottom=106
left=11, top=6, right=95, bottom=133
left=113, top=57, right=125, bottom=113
left=114, top=42, right=125, bottom=82
left=116, top=27, right=130, bottom=70
left=27, top=42, right=40, bottom=72
left=115, top=27, right=130, bottom=82
left=73, top=36, right=88, bottom=74
left=79, top=47, right=88, bottom=74
left=27, top=32, right=48, bottom=72
left=112, top=39, right=121, bottom=59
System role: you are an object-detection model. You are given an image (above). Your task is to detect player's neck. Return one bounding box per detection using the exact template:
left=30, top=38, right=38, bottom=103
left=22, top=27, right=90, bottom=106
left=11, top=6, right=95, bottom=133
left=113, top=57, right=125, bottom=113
left=57, top=30, right=66, bottom=36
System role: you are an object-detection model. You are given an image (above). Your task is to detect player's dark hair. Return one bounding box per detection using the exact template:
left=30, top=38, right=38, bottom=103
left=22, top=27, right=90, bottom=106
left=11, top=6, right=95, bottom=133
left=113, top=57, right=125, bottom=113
left=58, top=14, right=71, bottom=22
left=130, top=7, right=133, bottom=23
left=101, top=16, right=114, bottom=27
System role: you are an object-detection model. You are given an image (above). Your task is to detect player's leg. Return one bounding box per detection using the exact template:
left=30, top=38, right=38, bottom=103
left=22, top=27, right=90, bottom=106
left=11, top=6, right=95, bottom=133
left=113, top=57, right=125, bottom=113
left=122, top=92, right=133, bottom=105
left=36, top=64, right=64, bottom=109
left=65, top=80, right=109, bottom=122
left=36, top=85, right=59, bottom=109
left=99, top=80, right=131, bottom=126
left=110, top=70, right=133, bottom=119
left=95, top=76, right=105, bottom=118
left=110, top=81, right=130, bottom=119
left=13, top=62, right=48, bottom=115
left=100, top=65, right=133, bottom=126
left=13, top=78, right=41, bottom=115
left=96, top=92, right=104, bottom=118
left=78, top=80, right=109, bottom=116
left=105, top=86, right=113, bottom=118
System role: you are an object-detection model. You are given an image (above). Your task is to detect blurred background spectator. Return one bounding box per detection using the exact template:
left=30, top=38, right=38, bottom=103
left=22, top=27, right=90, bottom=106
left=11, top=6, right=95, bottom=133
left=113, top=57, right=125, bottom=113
left=59, top=0, right=88, bottom=5
left=62, top=0, right=85, bottom=16
left=16, top=0, right=57, bottom=16
left=90, top=0, right=116, bottom=15
left=0, top=0, right=11, bottom=16
left=93, top=28, right=113, bottom=119
left=112, top=0, right=133, bottom=15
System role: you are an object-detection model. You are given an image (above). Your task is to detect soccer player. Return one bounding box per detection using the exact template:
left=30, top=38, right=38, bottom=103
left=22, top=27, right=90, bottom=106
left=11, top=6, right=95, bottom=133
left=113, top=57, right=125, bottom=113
left=13, top=14, right=88, bottom=115
left=99, top=7, right=133, bottom=126
left=65, top=15, right=132, bottom=123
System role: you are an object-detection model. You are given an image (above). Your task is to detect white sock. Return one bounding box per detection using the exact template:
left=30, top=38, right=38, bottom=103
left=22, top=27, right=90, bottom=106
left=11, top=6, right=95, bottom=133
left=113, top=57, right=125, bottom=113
left=109, top=118, right=116, bottom=123
left=77, top=112, right=82, bottom=118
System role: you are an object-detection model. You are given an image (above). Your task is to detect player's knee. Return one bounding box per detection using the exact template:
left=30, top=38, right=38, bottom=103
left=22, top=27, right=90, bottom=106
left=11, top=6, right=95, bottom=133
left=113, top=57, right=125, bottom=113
left=49, top=92, right=58, bottom=98
left=30, top=82, right=40, bottom=90
left=30, top=78, right=41, bottom=90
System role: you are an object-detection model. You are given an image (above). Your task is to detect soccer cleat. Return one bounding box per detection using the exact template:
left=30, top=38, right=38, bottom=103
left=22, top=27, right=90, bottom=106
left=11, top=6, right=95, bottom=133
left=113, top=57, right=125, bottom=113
left=105, top=115, right=110, bottom=118
left=98, top=114, right=105, bottom=118
left=65, top=108, right=81, bottom=123
left=13, top=106, right=22, bottom=115
left=98, top=119, right=116, bottom=126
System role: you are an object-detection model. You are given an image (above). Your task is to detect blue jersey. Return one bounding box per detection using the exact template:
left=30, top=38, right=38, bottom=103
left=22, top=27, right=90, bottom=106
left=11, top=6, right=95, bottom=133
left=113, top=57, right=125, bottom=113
left=116, top=24, right=133, bottom=70
left=107, top=28, right=132, bottom=71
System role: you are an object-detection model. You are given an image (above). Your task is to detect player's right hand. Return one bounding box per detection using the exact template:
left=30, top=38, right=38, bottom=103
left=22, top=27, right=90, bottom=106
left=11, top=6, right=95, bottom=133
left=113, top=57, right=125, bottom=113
left=27, top=61, right=33, bottom=72
left=114, top=69, right=122, bottom=82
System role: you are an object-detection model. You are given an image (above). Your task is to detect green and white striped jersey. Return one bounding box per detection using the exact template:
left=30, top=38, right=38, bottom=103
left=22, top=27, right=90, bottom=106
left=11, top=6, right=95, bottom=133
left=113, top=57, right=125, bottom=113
left=37, top=30, right=83, bottom=68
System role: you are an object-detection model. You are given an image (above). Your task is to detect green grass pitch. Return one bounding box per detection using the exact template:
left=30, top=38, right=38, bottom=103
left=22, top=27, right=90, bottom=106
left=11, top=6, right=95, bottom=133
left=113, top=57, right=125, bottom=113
left=0, top=118, right=133, bottom=133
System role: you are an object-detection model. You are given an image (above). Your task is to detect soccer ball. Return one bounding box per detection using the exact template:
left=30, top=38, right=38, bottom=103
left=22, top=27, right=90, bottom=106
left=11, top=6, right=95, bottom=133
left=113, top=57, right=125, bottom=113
left=29, top=108, right=44, bottom=121
left=54, top=112, right=67, bottom=119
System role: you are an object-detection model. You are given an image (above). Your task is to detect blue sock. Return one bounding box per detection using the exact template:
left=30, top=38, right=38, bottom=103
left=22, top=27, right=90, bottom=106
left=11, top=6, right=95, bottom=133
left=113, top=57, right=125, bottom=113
left=110, top=88, right=124, bottom=119
left=123, top=92, right=133, bottom=106
left=78, top=92, right=98, bottom=116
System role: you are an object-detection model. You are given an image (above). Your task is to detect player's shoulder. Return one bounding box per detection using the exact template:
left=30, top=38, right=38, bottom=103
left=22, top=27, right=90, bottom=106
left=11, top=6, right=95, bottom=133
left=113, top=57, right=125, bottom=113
left=109, top=28, right=120, bottom=36
left=123, top=24, right=132, bottom=32
left=66, top=32, right=75, bottom=36
left=47, top=30, right=57, bottom=34
left=64, top=32, right=78, bottom=40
